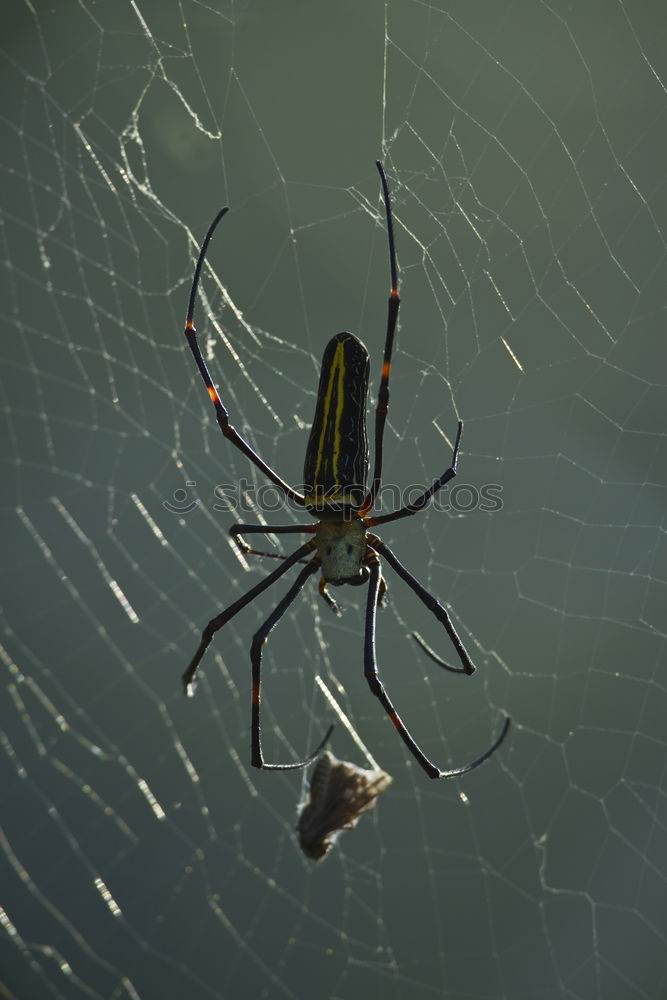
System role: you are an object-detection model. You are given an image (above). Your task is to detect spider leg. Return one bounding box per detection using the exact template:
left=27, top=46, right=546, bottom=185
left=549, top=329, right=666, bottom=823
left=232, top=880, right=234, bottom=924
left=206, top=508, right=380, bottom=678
left=182, top=538, right=316, bottom=694
left=360, top=162, right=401, bottom=514
left=230, top=522, right=315, bottom=562
left=367, top=421, right=462, bottom=529
left=364, top=556, right=510, bottom=780
left=369, top=536, right=475, bottom=675
left=250, top=561, right=334, bottom=770
left=185, top=208, right=306, bottom=506
left=410, top=631, right=459, bottom=672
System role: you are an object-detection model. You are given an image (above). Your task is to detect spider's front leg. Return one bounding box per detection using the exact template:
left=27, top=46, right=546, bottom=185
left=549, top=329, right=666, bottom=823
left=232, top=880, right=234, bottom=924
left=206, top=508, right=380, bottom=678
left=184, top=206, right=307, bottom=508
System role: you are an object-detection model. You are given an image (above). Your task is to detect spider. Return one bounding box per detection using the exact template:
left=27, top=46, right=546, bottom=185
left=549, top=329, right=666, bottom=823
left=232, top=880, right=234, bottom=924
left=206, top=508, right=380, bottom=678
left=181, top=162, right=510, bottom=780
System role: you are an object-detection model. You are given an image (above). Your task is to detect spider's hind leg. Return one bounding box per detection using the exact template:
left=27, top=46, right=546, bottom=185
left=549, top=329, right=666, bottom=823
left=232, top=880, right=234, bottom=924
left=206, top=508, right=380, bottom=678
left=250, top=560, right=333, bottom=770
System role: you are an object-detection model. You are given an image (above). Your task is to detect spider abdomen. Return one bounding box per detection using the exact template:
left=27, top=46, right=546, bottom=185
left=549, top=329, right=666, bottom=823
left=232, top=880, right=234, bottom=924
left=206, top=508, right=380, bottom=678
left=303, top=332, right=369, bottom=512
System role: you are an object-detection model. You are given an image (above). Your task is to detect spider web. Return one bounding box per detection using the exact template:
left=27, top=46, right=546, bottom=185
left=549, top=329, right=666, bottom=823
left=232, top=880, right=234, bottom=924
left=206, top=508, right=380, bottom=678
left=2, top=1, right=666, bottom=998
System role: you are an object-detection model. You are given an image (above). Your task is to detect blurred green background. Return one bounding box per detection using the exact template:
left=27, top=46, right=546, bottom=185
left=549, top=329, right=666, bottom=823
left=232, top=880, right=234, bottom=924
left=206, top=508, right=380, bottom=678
left=1, top=1, right=666, bottom=997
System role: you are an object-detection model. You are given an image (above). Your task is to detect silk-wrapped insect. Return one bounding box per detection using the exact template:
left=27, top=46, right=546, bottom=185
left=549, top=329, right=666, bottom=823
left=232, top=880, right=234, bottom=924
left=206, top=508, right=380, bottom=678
left=297, top=751, right=393, bottom=861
